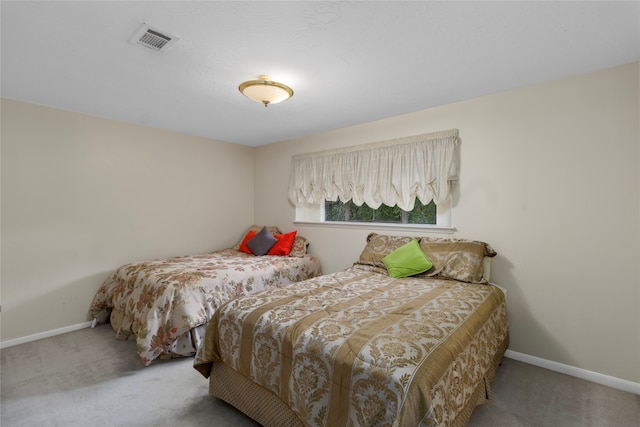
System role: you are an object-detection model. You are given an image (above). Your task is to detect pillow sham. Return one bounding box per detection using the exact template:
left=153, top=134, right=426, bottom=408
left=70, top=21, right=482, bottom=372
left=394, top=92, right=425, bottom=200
left=381, top=239, right=433, bottom=278
left=357, top=233, right=414, bottom=268
left=267, top=231, right=298, bottom=256
left=418, top=237, right=496, bottom=283
left=288, top=235, right=310, bottom=257
left=246, top=227, right=278, bottom=256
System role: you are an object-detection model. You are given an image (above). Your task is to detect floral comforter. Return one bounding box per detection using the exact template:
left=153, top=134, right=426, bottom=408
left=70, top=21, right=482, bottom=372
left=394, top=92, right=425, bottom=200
left=194, top=265, right=508, bottom=426
left=90, top=248, right=322, bottom=365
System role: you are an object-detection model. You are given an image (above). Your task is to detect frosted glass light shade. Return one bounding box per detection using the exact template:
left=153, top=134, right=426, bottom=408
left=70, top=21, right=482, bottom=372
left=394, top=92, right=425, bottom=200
left=239, top=75, right=294, bottom=107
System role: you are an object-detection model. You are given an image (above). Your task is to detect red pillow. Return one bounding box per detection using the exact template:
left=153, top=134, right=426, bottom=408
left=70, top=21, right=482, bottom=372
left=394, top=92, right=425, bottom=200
left=238, top=231, right=257, bottom=254
left=267, top=231, right=297, bottom=256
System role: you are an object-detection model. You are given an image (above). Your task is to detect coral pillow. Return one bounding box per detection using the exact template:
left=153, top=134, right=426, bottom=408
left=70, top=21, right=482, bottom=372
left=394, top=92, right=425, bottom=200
left=267, top=231, right=298, bottom=256
left=238, top=231, right=257, bottom=254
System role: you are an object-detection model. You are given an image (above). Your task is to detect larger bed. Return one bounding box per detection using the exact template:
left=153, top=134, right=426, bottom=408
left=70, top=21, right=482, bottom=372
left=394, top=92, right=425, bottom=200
left=194, top=233, right=508, bottom=427
left=90, top=225, right=322, bottom=365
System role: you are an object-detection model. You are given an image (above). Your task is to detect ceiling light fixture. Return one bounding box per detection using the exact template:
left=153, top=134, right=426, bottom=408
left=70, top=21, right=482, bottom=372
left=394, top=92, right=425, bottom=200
left=238, top=75, right=294, bottom=107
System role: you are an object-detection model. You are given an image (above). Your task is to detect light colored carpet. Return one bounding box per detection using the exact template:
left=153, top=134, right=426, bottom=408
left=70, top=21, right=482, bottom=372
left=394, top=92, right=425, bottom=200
left=1, top=325, right=638, bottom=427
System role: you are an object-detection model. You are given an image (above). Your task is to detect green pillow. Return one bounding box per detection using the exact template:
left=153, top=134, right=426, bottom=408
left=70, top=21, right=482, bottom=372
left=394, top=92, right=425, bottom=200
left=381, top=239, right=433, bottom=278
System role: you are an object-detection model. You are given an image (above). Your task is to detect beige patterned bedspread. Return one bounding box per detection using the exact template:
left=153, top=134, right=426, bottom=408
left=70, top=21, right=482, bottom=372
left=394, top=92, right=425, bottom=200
left=194, top=265, right=508, bottom=426
left=90, top=248, right=322, bottom=365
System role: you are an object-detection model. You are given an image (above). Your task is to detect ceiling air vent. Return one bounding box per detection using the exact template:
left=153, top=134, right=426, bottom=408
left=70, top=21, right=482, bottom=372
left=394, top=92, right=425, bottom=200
left=129, top=23, right=179, bottom=54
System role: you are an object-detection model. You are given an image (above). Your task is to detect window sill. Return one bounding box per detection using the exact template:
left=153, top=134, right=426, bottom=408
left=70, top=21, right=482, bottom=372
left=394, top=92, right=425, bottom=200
left=293, top=221, right=456, bottom=234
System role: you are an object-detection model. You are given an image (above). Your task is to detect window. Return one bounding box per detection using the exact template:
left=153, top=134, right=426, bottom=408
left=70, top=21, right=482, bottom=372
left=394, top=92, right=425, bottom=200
left=288, top=129, right=458, bottom=232
left=325, top=199, right=436, bottom=224
left=294, top=198, right=452, bottom=231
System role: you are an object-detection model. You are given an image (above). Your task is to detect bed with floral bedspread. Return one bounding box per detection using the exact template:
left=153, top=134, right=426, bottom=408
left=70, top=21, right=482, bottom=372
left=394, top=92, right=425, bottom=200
left=194, top=233, right=508, bottom=427
left=90, top=227, right=322, bottom=366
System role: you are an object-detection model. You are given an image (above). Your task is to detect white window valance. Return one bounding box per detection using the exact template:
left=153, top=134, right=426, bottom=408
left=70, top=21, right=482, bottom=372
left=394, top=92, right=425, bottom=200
left=288, top=129, right=459, bottom=211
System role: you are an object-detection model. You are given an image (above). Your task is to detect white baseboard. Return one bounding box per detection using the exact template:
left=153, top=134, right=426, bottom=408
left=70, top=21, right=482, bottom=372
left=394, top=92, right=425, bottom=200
left=504, top=349, right=640, bottom=395
left=2, top=325, right=638, bottom=396
left=0, top=321, right=93, bottom=349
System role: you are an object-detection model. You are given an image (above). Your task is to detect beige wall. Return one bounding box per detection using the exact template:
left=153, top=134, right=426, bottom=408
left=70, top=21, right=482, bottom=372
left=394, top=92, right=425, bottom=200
left=1, top=99, right=254, bottom=341
left=254, top=63, right=640, bottom=383
left=2, top=63, right=638, bottom=385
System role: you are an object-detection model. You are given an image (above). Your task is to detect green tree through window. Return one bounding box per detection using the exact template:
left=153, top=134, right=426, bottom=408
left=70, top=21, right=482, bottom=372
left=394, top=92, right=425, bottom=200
left=325, top=199, right=436, bottom=224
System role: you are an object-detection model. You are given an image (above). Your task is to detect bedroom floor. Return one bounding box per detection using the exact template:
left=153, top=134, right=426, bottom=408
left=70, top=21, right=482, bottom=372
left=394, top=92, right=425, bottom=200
left=1, top=325, right=638, bottom=427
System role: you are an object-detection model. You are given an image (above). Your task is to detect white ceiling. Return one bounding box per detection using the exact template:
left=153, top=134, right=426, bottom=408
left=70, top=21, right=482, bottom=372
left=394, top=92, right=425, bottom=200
left=2, top=1, right=638, bottom=147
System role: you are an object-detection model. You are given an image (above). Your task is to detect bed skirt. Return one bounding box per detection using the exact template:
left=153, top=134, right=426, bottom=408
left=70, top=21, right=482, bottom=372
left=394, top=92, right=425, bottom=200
left=209, top=334, right=509, bottom=427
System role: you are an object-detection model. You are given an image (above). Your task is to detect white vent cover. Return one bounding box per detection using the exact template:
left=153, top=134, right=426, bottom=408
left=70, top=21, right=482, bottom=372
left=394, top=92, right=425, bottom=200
left=129, top=23, right=179, bottom=54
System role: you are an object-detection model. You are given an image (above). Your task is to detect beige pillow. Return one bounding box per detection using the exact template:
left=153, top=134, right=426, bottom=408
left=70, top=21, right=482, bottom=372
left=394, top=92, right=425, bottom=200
left=418, top=237, right=496, bottom=283
left=288, top=235, right=309, bottom=257
left=357, top=233, right=414, bottom=269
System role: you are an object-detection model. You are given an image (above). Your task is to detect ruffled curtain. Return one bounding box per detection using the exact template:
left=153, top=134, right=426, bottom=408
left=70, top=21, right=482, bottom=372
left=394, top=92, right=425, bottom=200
left=288, top=129, right=459, bottom=211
